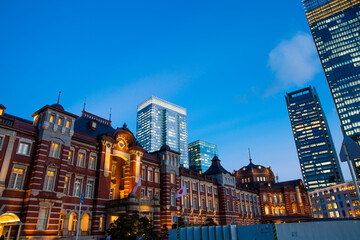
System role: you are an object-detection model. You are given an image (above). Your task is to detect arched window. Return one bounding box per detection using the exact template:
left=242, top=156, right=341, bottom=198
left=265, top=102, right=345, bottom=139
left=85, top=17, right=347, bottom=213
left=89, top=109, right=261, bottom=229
left=265, top=205, right=270, bottom=215
left=68, top=212, right=78, bottom=232
left=81, top=213, right=90, bottom=235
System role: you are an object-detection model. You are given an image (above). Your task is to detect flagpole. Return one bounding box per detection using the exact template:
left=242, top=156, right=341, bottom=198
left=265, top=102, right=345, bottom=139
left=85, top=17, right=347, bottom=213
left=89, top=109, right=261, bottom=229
left=76, top=201, right=81, bottom=240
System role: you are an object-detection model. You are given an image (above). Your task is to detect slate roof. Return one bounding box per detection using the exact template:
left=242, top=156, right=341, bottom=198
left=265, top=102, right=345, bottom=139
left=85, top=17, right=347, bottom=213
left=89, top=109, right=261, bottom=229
left=203, top=155, right=231, bottom=175
left=74, top=116, right=115, bottom=137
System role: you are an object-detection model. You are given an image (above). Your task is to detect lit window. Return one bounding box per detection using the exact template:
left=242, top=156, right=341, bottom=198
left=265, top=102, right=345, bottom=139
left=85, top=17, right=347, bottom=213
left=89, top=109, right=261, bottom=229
left=99, top=217, right=104, bottom=231
left=77, top=152, right=85, bottom=167
left=68, top=149, right=74, bottom=164
left=66, top=120, right=71, bottom=128
left=170, top=173, right=175, bottom=184
left=49, top=142, right=60, bottom=158
left=89, top=155, right=96, bottom=169
left=73, top=178, right=82, bottom=197
left=58, top=118, right=63, bottom=126
left=63, top=175, right=70, bottom=195
left=109, top=187, right=115, bottom=200
left=17, top=142, right=31, bottom=156
left=37, top=207, right=50, bottom=230
left=44, top=168, right=56, bottom=191
left=112, top=164, right=117, bottom=178
left=147, top=169, right=153, bottom=182
left=85, top=179, right=94, bottom=198
left=155, top=171, right=160, bottom=183
left=49, top=115, right=55, bottom=123
left=8, top=166, right=26, bottom=189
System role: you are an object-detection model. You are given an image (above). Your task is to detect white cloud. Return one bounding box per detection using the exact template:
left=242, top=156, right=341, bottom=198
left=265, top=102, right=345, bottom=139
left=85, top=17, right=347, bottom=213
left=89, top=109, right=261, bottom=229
left=266, top=32, right=321, bottom=95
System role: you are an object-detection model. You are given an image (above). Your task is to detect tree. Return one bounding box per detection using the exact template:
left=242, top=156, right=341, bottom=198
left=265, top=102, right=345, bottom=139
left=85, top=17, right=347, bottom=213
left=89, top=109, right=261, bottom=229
left=160, top=224, right=169, bottom=240
left=203, top=218, right=218, bottom=226
left=106, top=211, right=157, bottom=240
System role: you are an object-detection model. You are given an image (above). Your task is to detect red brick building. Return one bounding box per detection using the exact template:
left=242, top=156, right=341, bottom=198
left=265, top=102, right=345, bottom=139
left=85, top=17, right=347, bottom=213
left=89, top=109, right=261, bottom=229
left=235, top=158, right=312, bottom=223
left=0, top=102, right=260, bottom=239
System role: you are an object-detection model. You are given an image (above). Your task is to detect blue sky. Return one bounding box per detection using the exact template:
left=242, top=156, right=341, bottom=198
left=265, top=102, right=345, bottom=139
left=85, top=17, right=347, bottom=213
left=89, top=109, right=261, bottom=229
left=0, top=1, right=351, bottom=181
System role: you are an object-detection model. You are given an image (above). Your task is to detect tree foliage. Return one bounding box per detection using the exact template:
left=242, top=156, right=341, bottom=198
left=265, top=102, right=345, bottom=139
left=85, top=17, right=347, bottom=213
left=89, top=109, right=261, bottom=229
left=171, top=217, right=186, bottom=229
left=106, top=211, right=156, bottom=240
left=160, top=224, right=169, bottom=240
left=203, top=218, right=218, bottom=226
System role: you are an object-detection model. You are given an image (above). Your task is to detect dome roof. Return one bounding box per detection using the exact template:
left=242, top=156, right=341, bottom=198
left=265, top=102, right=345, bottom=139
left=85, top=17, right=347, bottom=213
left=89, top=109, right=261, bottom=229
left=160, top=144, right=171, bottom=151
left=236, top=158, right=274, bottom=176
left=50, top=103, right=65, bottom=111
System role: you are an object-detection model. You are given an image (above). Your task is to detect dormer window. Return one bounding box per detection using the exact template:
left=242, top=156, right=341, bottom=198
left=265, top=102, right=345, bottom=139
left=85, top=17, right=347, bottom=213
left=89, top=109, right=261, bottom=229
left=92, top=121, right=97, bottom=129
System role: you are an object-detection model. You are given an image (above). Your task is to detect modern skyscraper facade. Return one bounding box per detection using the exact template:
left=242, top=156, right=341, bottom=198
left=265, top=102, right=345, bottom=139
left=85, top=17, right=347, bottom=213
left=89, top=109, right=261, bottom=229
left=188, top=140, right=218, bottom=173
left=285, top=86, right=344, bottom=191
left=303, top=0, right=360, bottom=177
left=137, top=96, right=189, bottom=167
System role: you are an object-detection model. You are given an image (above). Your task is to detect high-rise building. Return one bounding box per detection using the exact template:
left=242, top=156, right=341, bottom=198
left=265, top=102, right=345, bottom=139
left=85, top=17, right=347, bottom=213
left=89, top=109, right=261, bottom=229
left=188, top=140, right=218, bottom=173
left=137, top=96, right=189, bottom=167
left=285, top=86, right=344, bottom=191
left=303, top=0, right=360, bottom=177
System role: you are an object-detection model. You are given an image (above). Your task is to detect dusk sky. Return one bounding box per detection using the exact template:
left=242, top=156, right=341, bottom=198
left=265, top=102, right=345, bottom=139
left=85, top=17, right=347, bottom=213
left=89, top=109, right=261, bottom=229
left=0, top=1, right=352, bottom=181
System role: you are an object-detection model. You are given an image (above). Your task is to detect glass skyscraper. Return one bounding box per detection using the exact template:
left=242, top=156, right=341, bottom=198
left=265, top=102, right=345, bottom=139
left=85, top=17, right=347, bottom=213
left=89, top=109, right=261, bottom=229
left=286, top=86, right=344, bottom=191
left=188, top=140, right=218, bottom=173
left=137, top=96, right=189, bottom=168
left=303, top=0, right=360, bottom=177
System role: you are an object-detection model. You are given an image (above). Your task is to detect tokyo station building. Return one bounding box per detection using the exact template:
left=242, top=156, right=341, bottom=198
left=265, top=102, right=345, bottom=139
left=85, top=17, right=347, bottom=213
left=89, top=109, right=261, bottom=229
left=0, top=102, right=261, bottom=239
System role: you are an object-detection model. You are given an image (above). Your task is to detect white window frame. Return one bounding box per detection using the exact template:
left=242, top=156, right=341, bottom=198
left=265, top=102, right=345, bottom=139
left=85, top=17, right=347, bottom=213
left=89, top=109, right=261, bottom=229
left=77, top=150, right=86, bottom=168
left=8, top=164, right=27, bottom=190
left=37, top=202, right=52, bottom=230
left=171, top=191, right=176, bottom=206
left=147, top=168, right=153, bottom=182
left=170, top=172, right=175, bottom=184
left=85, top=178, right=95, bottom=199
left=63, top=174, right=71, bottom=195
left=73, top=176, right=83, bottom=197
left=17, top=140, right=32, bottom=156
left=44, top=167, right=57, bottom=192
left=88, top=153, right=97, bottom=170
left=154, top=170, right=160, bottom=183
left=0, top=134, right=5, bottom=151
left=49, top=141, right=61, bottom=158
left=68, top=147, right=75, bottom=165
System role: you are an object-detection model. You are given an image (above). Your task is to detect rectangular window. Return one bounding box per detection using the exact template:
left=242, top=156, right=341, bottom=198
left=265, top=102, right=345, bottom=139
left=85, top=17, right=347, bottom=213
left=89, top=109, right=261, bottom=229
left=49, top=142, right=60, bottom=158
left=208, top=200, right=212, bottom=210
left=155, top=171, right=160, bottom=183
left=8, top=166, right=25, bottom=189
left=37, top=207, right=50, bottom=230
left=49, top=115, right=55, bottom=123
left=201, top=198, right=206, bottom=210
left=89, top=155, right=96, bottom=169
left=0, top=135, right=4, bottom=150
left=66, top=120, right=71, bottom=128
left=63, top=175, right=70, bottom=195
left=112, top=164, right=116, bottom=178
left=170, top=173, right=175, bottom=184
left=171, top=191, right=175, bottom=206
left=147, top=169, right=153, bottom=182
left=148, top=189, right=153, bottom=199
left=77, top=152, right=85, bottom=167
left=85, top=179, right=94, bottom=198
left=200, top=185, right=204, bottom=192
left=44, top=169, right=56, bottom=191
left=68, top=150, right=73, bottom=164
left=17, top=142, right=31, bottom=155
left=109, top=187, right=115, bottom=200
left=99, top=217, right=104, bottom=231
left=73, top=178, right=82, bottom=197
left=215, top=201, right=219, bottom=211
left=58, top=118, right=63, bottom=126
left=208, top=186, right=211, bottom=194
left=193, top=197, right=198, bottom=209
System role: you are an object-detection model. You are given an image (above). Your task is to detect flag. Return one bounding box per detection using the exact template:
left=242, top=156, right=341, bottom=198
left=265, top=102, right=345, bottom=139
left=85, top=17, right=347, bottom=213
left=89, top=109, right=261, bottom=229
left=80, top=191, right=84, bottom=204
left=175, top=185, right=187, bottom=198
left=132, top=175, right=141, bottom=194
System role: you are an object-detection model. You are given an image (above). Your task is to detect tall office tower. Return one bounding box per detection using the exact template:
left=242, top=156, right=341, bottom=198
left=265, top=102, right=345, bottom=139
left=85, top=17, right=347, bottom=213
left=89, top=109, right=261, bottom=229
left=285, top=86, right=344, bottom=191
left=188, top=140, right=218, bottom=173
left=303, top=0, right=360, bottom=177
left=137, top=96, right=189, bottom=168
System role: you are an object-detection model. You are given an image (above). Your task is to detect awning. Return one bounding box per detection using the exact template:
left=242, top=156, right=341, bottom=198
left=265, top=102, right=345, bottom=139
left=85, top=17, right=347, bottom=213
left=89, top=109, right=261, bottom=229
left=0, top=213, right=21, bottom=226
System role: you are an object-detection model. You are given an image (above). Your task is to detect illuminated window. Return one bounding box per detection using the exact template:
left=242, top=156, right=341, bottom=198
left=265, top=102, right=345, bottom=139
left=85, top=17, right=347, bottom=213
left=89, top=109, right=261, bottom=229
left=147, top=169, right=153, bottom=182
left=77, top=152, right=86, bottom=167
left=99, top=217, right=104, bottom=231
left=8, top=166, right=26, bottom=189
left=89, top=154, right=96, bottom=169
left=154, top=170, right=160, bottom=183
left=49, top=114, right=55, bottom=123
left=170, top=173, right=175, bottom=184
left=85, top=179, right=95, bottom=198
left=68, top=149, right=74, bottom=164
left=58, top=118, right=63, bottom=126
left=112, top=164, right=117, bottom=178
left=66, top=120, right=71, bottom=128
left=292, top=203, right=297, bottom=213
left=63, top=175, right=70, bottom=195
left=49, top=142, right=60, bottom=158
left=44, top=168, right=56, bottom=191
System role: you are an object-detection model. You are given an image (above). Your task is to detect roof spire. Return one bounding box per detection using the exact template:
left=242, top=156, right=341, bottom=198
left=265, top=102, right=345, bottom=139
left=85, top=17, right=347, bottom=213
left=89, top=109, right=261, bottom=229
left=248, top=148, right=252, bottom=163
left=109, top=108, right=112, bottom=121
left=57, top=91, right=62, bottom=104
left=83, top=97, right=87, bottom=111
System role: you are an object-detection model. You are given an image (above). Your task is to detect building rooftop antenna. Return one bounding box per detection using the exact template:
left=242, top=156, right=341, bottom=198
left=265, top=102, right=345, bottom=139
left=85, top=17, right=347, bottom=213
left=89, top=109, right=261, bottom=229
left=57, top=91, right=62, bottom=104
left=248, top=148, right=252, bottom=163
